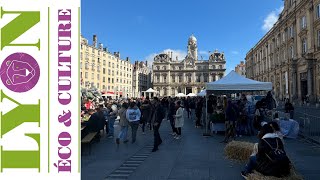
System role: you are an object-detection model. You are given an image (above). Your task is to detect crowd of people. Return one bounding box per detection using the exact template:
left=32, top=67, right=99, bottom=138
left=81, top=90, right=294, bottom=178
left=81, top=96, right=199, bottom=152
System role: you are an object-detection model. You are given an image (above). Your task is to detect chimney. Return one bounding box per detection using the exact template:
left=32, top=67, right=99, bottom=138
left=171, top=51, right=173, bottom=60
left=99, top=43, right=103, bottom=50
left=93, top=35, right=97, bottom=47
left=126, top=57, right=129, bottom=61
left=113, top=52, right=120, bottom=59
left=145, top=61, right=148, bottom=67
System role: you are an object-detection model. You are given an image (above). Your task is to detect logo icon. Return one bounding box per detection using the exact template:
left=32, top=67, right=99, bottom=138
left=0, top=52, right=40, bottom=92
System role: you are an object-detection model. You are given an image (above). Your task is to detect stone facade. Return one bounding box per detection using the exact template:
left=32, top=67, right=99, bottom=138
left=246, top=0, right=320, bottom=103
left=80, top=35, right=133, bottom=98
left=235, top=61, right=246, bottom=77
left=132, top=61, right=152, bottom=97
left=152, top=35, right=226, bottom=97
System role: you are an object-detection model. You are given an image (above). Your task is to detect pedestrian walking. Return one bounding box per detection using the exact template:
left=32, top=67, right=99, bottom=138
left=107, top=104, right=118, bottom=138
left=140, top=99, right=152, bottom=134
left=152, top=97, right=165, bottom=152
left=173, top=101, right=184, bottom=139
left=284, top=99, right=294, bottom=119
left=116, top=102, right=129, bottom=144
left=190, top=98, right=196, bottom=121
left=126, top=101, right=141, bottom=143
left=195, top=98, right=203, bottom=128
left=221, top=100, right=238, bottom=143
left=168, top=99, right=177, bottom=135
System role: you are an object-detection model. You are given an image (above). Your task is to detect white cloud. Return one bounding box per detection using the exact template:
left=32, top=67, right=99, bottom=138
left=144, top=49, right=187, bottom=67
left=262, top=6, right=284, bottom=32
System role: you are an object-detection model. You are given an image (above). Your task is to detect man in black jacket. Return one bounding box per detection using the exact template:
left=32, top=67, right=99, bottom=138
left=140, top=99, right=152, bottom=134
left=152, top=97, right=165, bottom=152
left=84, top=105, right=105, bottom=141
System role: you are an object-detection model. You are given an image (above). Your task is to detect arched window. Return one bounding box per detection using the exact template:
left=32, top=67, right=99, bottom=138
left=179, top=75, right=182, bottom=82
left=203, top=73, right=208, bottom=82
left=212, top=74, right=216, bottom=81
left=163, top=87, right=167, bottom=96
left=196, top=74, right=201, bottom=82
left=171, top=75, right=175, bottom=83
left=188, top=74, right=192, bottom=83
left=163, top=74, right=167, bottom=83
left=171, top=88, right=175, bottom=96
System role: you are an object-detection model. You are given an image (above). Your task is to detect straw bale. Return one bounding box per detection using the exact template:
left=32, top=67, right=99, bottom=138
left=247, top=167, right=303, bottom=180
left=224, top=141, right=254, bottom=162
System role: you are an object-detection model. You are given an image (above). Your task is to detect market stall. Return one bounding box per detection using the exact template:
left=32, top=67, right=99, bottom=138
left=204, top=70, right=273, bottom=135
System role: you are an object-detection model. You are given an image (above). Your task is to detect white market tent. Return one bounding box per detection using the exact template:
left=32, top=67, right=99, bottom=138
left=145, top=88, right=157, bottom=93
left=197, top=89, right=206, bottom=97
left=206, top=70, right=272, bottom=92
left=142, top=88, right=158, bottom=98
left=176, top=93, right=186, bottom=97
left=104, top=92, right=116, bottom=97
left=187, top=93, right=197, bottom=97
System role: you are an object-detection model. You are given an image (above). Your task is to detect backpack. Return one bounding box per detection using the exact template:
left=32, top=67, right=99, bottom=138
left=262, top=138, right=290, bottom=172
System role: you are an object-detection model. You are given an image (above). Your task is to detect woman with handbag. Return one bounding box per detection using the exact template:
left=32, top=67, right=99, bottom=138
left=116, top=102, right=129, bottom=144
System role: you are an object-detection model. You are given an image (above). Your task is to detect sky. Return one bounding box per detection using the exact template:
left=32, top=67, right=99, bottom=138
left=81, top=0, right=284, bottom=74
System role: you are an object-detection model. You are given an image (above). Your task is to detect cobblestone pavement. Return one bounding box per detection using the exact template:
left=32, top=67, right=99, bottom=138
left=81, top=111, right=320, bottom=180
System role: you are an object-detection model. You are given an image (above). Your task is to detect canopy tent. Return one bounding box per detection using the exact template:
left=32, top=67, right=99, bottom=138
left=187, top=93, right=197, bottom=97
left=142, top=88, right=158, bottom=98
left=102, top=92, right=116, bottom=97
left=206, top=70, right=272, bottom=93
left=197, top=89, right=206, bottom=97
left=176, top=93, right=186, bottom=97
left=201, top=70, right=273, bottom=136
left=145, top=88, right=157, bottom=93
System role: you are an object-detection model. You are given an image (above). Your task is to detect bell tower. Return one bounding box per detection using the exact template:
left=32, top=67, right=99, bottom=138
left=187, top=34, right=198, bottom=60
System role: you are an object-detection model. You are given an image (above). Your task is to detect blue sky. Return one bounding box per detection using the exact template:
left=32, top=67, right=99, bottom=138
left=81, top=0, right=284, bottom=73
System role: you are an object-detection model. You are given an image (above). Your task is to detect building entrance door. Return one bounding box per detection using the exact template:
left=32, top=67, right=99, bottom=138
left=186, top=87, right=192, bottom=95
left=301, top=80, right=308, bottom=101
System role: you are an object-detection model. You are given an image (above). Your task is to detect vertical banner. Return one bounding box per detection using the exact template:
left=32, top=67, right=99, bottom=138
left=0, top=0, right=80, bottom=179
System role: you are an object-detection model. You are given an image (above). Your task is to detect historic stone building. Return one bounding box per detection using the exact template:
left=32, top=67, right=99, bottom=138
left=235, top=61, right=246, bottom=77
left=80, top=35, right=133, bottom=98
left=152, top=35, right=226, bottom=97
left=246, top=0, right=320, bottom=103
left=132, top=61, right=152, bottom=97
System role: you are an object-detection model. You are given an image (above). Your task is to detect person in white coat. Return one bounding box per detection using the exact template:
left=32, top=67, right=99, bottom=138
left=173, top=101, right=184, bottom=139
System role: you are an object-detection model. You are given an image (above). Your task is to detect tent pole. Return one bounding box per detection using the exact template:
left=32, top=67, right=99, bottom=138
left=203, top=92, right=211, bottom=136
